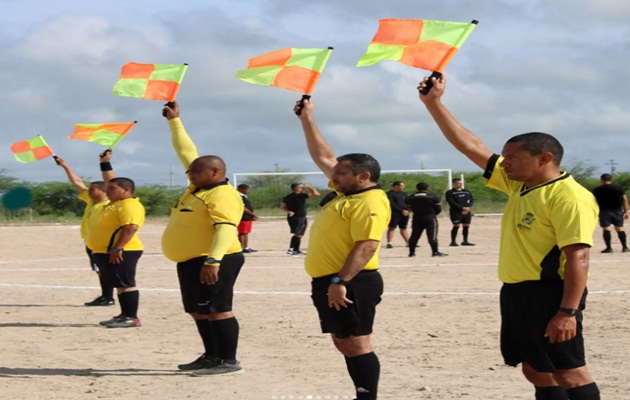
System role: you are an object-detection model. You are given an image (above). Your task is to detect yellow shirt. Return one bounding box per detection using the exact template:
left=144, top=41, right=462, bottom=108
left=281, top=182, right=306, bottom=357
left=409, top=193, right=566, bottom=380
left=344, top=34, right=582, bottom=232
left=85, top=197, right=145, bottom=253
left=484, top=155, right=598, bottom=283
left=160, top=117, right=243, bottom=263
left=305, top=185, right=390, bottom=278
left=78, top=190, right=109, bottom=241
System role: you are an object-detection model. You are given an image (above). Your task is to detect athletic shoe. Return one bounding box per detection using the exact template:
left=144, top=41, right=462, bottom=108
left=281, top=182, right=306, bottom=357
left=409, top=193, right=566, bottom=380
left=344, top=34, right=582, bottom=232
left=192, top=360, right=243, bottom=376
left=449, top=242, right=459, bottom=247
left=99, top=314, right=124, bottom=326
left=385, top=244, right=394, bottom=249
left=601, top=248, right=614, bottom=254
left=286, top=248, right=294, bottom=255
left=242, top=248, right=258, bottom=254
left=292, top=250, right=307, bottom=256
left=85, top=296, right=115, bottom=306
left=408, top=253, right=416, bottom=257
left=432, top=252, right=448, bottom=257
left=623, top=248, right=630, bottom=253
left=106, top=317, right=141, bottom=328
left=178, top=354, right=220, bottom=371
left=461, top=242, right=476, bottom=246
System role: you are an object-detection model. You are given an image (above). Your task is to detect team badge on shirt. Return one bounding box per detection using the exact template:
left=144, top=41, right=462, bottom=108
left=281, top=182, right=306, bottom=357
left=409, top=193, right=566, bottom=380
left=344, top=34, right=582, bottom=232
left=517, top=212, right=536, bottom=232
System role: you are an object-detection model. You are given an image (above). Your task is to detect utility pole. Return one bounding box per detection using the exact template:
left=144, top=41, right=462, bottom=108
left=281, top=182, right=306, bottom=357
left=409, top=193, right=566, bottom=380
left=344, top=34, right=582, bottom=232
left=169, top=164, right=174, bottom=189
left=606, top=159, right=618, bottom=176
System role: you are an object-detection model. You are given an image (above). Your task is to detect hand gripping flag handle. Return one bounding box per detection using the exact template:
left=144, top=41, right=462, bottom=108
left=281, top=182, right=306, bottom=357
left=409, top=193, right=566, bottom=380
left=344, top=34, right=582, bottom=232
left=419, top=20, right=478, bottom=95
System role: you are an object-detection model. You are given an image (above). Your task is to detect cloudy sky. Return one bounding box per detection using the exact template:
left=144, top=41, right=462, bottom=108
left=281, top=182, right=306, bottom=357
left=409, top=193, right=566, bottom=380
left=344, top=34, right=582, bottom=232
left=2, top=0, right=629, bottom=186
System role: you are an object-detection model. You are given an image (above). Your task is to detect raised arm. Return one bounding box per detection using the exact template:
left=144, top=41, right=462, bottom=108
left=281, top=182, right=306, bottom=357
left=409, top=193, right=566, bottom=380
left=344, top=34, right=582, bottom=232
left=294, top=99, right=337, bottom=179
left=304, top=184, right=320, bottom=199
left=163, top=101, right=200, bottom=171
left=55, top=156, right=87, bottom=192
left=99, top=149, right=117, bottom=183
left=418, top=76, right=493, bottom=170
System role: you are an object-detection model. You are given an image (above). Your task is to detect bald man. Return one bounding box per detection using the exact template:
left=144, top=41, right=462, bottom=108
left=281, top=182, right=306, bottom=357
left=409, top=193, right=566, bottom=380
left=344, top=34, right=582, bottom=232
left=162, top=101, right=245, bottom=376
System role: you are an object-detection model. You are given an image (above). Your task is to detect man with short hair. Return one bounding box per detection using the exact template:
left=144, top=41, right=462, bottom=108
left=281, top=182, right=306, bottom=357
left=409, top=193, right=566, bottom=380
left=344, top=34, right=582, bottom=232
left=419, top=75, right=600, bottom=399
left=592, top=173, right=630, bottom=253
left=280, top=182, right=320, bottom=255
left=86, top=176, right=145, bottom=328
left=406, top=182, right=447, bottom=257
left=445, top=178, right=475, bottom=246
left=162, top=101, right=245, bottom=375
left=237, top=183, right=258, bottom=253
left=385, top=181, right=410, bottom=249
left=295, top=98, right=390, bottom=400
left=56, top=153, right=113, bottom=306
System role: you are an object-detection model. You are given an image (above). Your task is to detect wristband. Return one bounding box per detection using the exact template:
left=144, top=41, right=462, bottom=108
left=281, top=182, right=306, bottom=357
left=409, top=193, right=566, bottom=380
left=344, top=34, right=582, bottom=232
left=100, top=162, right=113, bottom=171
left=110, top=247, right=123, bottom=253
left=558, top=307, right=577, bottom=316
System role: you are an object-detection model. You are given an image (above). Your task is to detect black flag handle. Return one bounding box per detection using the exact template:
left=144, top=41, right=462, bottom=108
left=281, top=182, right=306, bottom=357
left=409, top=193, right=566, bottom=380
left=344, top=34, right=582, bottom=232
left=295, top=94, right=311, bottom=116
left=419, top=71, right=443, bottom=95
left=162, top=101, right=176, bottom=117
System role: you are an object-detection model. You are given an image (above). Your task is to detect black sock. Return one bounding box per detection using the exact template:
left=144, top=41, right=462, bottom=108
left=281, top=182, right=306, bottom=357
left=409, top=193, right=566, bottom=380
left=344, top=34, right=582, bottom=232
left=116, top=292, right=126, bottom=317
left=99, top=275, right=114, bottom=301
left=290, top=236, right=299, bottom=251
left=194, top=319, right=218, bottom=358
left=566, top=382, right=600, bottom=400
left=535, top=386, right=568, bottom=400
left=430, top=242, right=438, bottom=253
left=462, top=226, right=470, bottom=242
left=603, top=230, right=612, bottom=248
left=118, top=290, right=139, bottom=319
left=294, top=237, right=302, bottom=252
left=451, top=226, right=459, bottom=243
left=346, top=352, right=380, bottom=400
left=211, top=317, right=240, bottom=363
left=618, top=231, right=627, bottom=248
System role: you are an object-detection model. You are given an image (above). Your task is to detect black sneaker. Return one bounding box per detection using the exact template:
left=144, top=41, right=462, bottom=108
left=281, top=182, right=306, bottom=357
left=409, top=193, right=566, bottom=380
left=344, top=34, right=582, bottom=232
left=385, top=244, right=394, bottom=249
left=461, top=242, right=476, bottom=246
left=99, top=314, right=124, bottom=326
left=178, top=354, right=220, bottom=371
left=623, top=248, right=630, bottom=253
left=192, top=360, right=244, bottom=376
left=449, top=242, right=459, bottom=247
left=601, top=248, right=614, bottom=254
left=243, top=248, right=258, bottom=254
left=408, top=253, right=416, bottom=257
left=432, top=252, right=448, bottom=257
left=85, top=296, right=115, bottom=306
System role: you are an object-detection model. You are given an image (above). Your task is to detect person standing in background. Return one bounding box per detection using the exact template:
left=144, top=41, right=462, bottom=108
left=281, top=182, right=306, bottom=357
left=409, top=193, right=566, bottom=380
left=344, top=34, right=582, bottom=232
left=281, top=183, right=320, bottom=255
left=445, top=178, right=475, bottom=246
left=592, top=173, right=630, bottom=253
left=237, top=183, right=258, bottom=253
left=385, top=181, right=410, bottom=249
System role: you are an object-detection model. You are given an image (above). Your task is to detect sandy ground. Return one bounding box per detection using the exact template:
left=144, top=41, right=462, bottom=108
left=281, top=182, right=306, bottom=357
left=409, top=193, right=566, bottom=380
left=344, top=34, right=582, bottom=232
left=0, top=216, right=628, bottom=400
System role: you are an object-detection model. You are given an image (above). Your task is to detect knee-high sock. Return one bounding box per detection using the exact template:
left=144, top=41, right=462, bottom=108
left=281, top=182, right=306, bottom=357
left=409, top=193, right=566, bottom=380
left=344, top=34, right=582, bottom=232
left=195, top=319, right=218, bottom=358
left=462, top=226, right=470, bottom=242
left=451, top=226, right=459, bottom=243
left=618, top=231, right=628, bottom=248
left=346, top=352, right=380, bottom=400
left=211, top=317, right=240, bottom=363
left=535, top=386, right=568, bottom=400
left=566, top=382, right=600, bottom=400
left=99, top=275, right=114, bottom=301
left=290, top=236, right=300, bottom=251
left=118, top=290, right=139, bottom=319
left=603, top=230, right=612, bottom=248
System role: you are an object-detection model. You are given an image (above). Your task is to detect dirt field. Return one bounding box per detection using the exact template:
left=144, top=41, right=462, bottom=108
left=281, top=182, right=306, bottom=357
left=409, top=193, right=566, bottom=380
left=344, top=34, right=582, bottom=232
left=1, top=216, right=628, bottom=399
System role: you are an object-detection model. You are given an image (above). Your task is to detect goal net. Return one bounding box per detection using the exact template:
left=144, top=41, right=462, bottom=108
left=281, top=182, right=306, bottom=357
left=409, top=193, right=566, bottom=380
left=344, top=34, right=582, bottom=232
left=233, top=169, right=452, bottom=218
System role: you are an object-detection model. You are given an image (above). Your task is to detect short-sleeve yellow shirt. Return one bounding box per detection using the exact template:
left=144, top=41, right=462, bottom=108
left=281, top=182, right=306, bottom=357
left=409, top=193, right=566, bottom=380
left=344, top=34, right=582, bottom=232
left=85, top=197, right=145, bottom=253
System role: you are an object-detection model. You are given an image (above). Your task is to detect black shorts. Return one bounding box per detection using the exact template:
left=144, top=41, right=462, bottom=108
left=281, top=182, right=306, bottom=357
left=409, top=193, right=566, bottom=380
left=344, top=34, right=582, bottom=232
left=177, top=252, right=245, bottom=314
left=311, top=270, right=383, bottom=338
left=500, top=280, right=587, bottom=372
left=86, top=247, right=98, bottom=272
left=288, top=216, right=308, bottom=235
left=388, top=212, right=409, bottom=229
left=450, top=210, right=472, bottom=225
left=92, top=251, right=143, bottom=288
left=599, top=209, right=623, bottom=228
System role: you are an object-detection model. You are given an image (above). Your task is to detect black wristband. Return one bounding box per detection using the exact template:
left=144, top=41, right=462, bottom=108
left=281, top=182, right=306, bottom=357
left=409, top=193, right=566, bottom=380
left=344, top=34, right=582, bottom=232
left=558, top=306, right=578, bottom=316
left=100, top=162, right=112, bottom=171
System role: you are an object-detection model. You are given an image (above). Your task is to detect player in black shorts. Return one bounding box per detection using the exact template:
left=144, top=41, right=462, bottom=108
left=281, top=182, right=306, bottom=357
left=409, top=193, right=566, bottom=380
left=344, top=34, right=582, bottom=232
left=406, top=182, right=447, bottom=257
left=385, top=181, right=410, bottom=248
left=592, top=173, right=630, bottom=253
left=445, top=178, right=475, bottom=246
left=280, top=183, right=320, bottom=255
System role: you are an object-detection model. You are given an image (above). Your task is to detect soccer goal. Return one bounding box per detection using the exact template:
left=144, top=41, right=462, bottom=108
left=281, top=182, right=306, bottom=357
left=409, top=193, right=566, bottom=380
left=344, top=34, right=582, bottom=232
left=233, top=169, right=452, bottom=218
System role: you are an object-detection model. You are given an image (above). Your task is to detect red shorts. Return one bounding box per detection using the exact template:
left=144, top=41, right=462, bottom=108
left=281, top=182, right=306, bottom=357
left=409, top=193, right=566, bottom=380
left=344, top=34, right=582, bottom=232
left=238, top=220, right=253, bottom=234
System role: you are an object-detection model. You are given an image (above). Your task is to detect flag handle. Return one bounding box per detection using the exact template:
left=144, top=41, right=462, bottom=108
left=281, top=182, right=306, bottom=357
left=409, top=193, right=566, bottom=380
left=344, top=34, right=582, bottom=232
left=419, top=71, right=443, bottom=95
left=295, top=94, right=311, bottom=116
left=52, top=155, right=60, bottom=165
left=162, top=101, right=176, bottom=117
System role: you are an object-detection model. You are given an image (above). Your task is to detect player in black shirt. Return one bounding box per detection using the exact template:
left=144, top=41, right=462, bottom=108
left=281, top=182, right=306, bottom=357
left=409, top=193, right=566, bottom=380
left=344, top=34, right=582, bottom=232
left=592, top=174, right=630, bottom=253
left=385, top=181, right=410, bottom=248
left=406, top=182, right=447, bottom=257
left=445, top=178, right=475, bottom=246
left=280, top=183, right=320, bottom=255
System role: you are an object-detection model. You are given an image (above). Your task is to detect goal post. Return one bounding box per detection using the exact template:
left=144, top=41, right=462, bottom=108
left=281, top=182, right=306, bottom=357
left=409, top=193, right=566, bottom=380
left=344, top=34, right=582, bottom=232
left=233, top=169, right=452, bottom=218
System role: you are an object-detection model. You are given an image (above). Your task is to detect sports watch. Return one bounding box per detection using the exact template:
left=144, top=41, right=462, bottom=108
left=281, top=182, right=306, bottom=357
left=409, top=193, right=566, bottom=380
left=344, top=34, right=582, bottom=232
left=558, top=307, right=578, bottom=316
left=110, top=247, right=123, bottom=253
left=330, top=275, right=349, bottom=285
left=204, top=257, right=221, bottom=266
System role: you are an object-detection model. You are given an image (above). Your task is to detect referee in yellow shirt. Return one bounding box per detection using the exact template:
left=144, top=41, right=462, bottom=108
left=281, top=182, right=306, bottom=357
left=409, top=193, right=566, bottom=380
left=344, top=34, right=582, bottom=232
left=162, top=101, right=245, bottom=376
left=419, top=75, right=600, bottom=400
left=294, top=98, right=390, bottom=400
